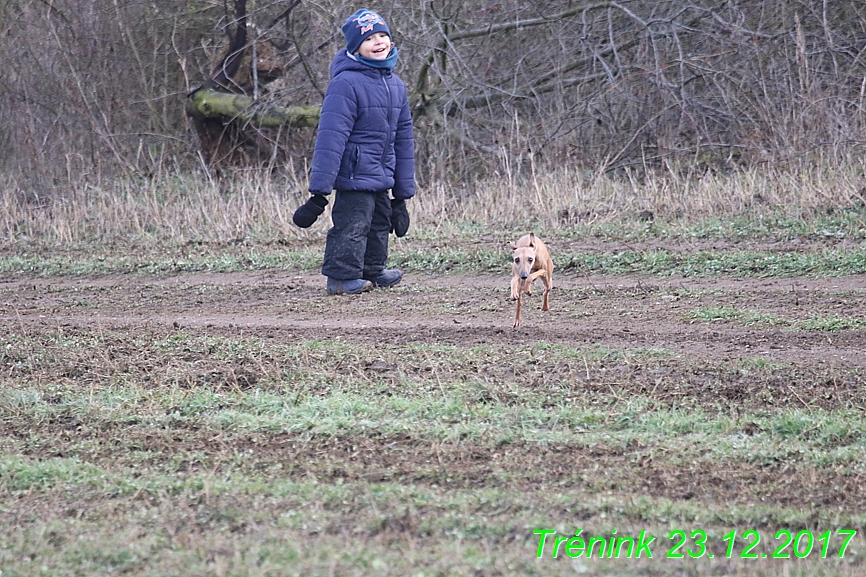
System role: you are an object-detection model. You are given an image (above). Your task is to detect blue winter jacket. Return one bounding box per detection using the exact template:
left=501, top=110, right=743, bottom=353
left=308, top=50, right=416, bottom=200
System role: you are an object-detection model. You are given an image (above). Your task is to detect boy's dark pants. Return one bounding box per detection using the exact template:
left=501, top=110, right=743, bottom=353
left=322, top=189, right=391, bottom=280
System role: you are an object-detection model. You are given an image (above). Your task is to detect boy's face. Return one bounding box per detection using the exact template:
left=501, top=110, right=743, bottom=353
left=356, top=32, right=391, bottom=59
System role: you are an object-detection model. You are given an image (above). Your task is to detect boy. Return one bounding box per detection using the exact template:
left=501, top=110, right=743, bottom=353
left=293, top=8, right=415, bottom=295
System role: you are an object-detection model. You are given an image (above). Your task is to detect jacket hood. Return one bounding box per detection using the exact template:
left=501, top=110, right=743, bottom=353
left=329, top=49, right=391, bottom=79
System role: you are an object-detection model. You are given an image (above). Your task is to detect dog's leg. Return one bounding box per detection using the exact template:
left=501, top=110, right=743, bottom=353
left=513, top=294, right=522, bottom=328
left=511, top=275, right=521, bottom=300
left=541, top=272, right=551, bottom=311
left=527, top=269, right=547, bottom=283
left=525, top=269, right=546, bottom=296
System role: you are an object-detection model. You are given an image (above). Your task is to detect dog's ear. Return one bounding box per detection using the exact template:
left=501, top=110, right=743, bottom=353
left=508, top=242, right=517, bottom=251
left=528, top=232, right=536, bottom=248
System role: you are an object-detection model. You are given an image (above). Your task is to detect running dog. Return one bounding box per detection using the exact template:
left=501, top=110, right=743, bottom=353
left=509, top=233, right=553, bottom=328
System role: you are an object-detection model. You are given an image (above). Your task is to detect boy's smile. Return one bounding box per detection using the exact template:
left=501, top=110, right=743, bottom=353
left=357, top=32, right=391, bottom=60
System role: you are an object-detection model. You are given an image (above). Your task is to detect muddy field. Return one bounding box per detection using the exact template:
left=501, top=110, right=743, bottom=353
left=7, top=265, right=866, bottom=403
left=2, top=241, right=866, bottom=576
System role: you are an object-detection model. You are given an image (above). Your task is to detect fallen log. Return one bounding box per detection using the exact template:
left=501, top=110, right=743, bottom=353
left=186, top=88, right=320, bottom=128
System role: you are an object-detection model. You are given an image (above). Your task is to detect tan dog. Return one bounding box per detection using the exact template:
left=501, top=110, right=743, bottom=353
left=509, top=233, right=553, bottom=328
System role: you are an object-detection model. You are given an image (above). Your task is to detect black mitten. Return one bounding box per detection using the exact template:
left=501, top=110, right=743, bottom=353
left=292, top=195, right=329, bottom=228
left=390, top=198, right=410, bottom=237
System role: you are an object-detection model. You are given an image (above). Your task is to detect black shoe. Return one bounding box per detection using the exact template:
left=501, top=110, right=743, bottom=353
left=326, top=278, right=374, bottom=295
left=363, top=269, right=403, bottom=288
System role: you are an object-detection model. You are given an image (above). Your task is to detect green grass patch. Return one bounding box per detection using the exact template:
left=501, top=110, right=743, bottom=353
left=687, top=307, right=866, bottom=331
left=5, top=210, right=866, bottom=278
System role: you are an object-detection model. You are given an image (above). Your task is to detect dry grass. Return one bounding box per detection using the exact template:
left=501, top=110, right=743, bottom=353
left=3, top=156, right=866, bottom=247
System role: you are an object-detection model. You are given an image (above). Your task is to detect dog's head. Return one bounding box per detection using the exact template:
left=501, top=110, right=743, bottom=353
left=510, top=241, right=537, bottom=280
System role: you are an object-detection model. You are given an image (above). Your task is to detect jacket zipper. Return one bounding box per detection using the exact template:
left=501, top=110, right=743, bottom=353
left=382, top=74, right=392, bottom=166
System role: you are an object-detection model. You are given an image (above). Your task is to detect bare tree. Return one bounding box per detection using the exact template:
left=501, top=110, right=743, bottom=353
left=3, top=0, right=866, bottom=190
left=186, top=0, right=321, bottom=173
left=0, top=0, right=223, bottom=187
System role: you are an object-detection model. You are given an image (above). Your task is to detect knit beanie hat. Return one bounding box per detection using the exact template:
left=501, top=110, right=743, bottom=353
left=342, top=9, right=391, bottom=55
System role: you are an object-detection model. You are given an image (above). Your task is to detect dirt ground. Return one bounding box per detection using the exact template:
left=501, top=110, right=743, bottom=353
left=5, top=261, right=866, bottom=415
left=4, top=254, right=866, bottom=574
left=5, top=266, right=866, bottom=367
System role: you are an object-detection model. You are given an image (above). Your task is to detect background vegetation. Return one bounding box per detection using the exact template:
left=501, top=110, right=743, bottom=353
left=3, top=0, right=866, bottom=192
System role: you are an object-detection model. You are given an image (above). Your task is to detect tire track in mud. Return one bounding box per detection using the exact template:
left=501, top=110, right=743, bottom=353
left=4, top=271, right=866, bottom=368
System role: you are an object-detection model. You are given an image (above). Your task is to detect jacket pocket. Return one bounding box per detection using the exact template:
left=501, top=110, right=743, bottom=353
left=349, top=145, right=360, bottom=180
